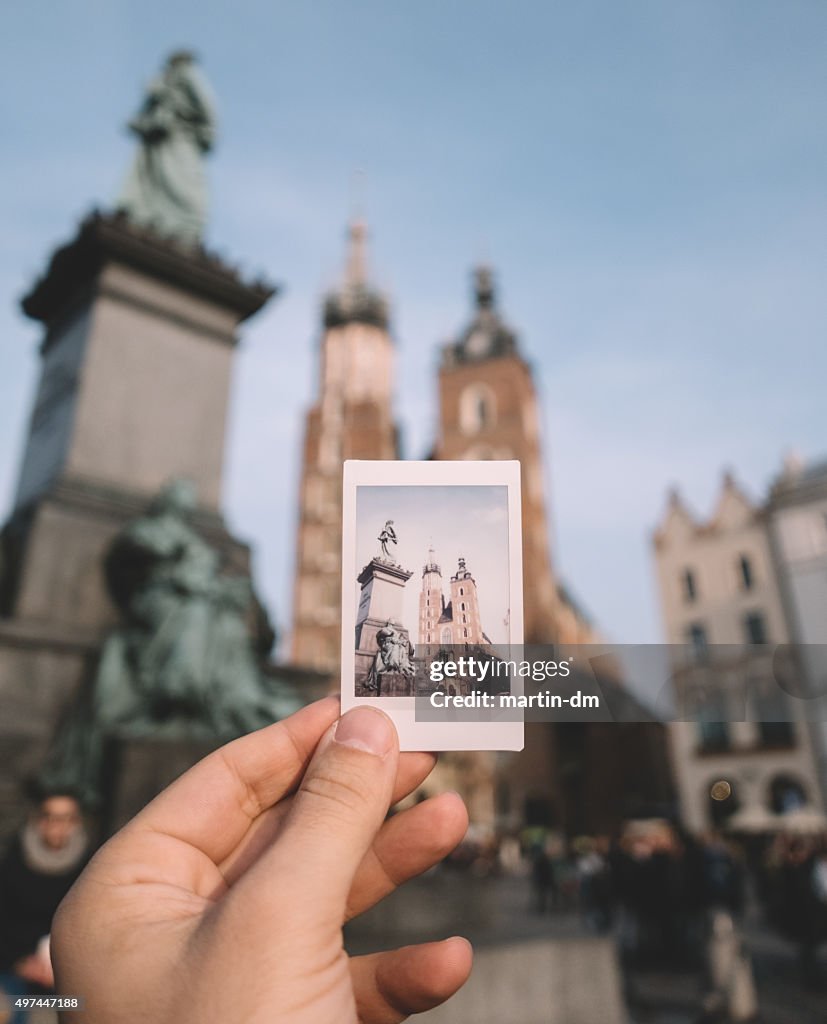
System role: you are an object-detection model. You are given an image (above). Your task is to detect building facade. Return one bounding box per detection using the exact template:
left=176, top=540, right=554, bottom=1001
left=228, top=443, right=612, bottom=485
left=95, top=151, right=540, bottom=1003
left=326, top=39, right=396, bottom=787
left=290, top=221, right=398, bottom=672
left=653, top=470, right=824, bottom=832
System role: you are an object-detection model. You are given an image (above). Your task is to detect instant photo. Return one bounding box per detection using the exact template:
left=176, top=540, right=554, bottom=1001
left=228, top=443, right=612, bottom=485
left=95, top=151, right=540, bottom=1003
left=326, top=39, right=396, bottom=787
left=341, top=460, right=524, bottom=751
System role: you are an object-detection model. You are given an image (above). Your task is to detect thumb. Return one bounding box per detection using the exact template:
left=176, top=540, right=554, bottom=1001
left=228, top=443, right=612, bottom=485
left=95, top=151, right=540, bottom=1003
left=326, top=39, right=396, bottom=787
left=234, top=706, right=399, bottom=926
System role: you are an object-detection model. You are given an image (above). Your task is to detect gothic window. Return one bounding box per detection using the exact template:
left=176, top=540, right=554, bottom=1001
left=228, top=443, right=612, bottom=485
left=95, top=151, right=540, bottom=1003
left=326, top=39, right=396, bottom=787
left=744, top=611, right=768, bottom=645
left=441, top=627, right=452, bottom=645
left=687, top=622, right=708, bottom=659
left=461, top=602, right=466, bottom=611
left=682, top=568, right=697, bottom=603
left=769, top=775, right=807, bottom=814
left=459, top=383, right=497, bottom=436
left=463, top=628, right=468, bottom=638
left=460, top=587, right=464, bottom=596
left=695, top=688, right=731, bottom=752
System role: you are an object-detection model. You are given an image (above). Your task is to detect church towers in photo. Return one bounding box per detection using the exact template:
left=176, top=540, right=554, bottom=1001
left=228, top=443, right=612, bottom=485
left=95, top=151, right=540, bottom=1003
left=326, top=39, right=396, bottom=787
left=290, top=221, right=398, bottom=671
left=418, top=549, right=489, bottom=647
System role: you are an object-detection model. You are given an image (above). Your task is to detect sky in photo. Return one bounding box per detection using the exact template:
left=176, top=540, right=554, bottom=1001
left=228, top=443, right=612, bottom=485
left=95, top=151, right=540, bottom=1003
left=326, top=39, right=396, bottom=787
left=1, top=2, right=825, bottom=646
left=355, top=485, right=510, bottom=644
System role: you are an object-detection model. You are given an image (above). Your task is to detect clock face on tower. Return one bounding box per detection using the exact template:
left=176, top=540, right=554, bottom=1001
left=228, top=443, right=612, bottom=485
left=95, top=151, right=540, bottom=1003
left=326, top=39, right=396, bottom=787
left=465, top=328, right=490, bottom=357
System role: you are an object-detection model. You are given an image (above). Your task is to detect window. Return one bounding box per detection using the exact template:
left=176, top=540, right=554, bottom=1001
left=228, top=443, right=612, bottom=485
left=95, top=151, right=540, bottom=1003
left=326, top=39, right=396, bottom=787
left=769, top=775, right=807, bottom=814
left=752, top=680, right=794, bottom=746
left=739, top=555, right=753, bottom=590
left=682, top=568, right=697, bottom=603
left=459, top=383, right=497, bottom=435
left=459, top=587, right=464, bottom=596
left=463, top=627, right=468, bottom=638
left=744, top=611, right=767, bottom=646
left=440, top=627, right=451, bottom=644
left=461, top=602, right=466, bottom=611
left=697, top=690, right=731, bottom=752
left=687, top=622, right=708, bottom=659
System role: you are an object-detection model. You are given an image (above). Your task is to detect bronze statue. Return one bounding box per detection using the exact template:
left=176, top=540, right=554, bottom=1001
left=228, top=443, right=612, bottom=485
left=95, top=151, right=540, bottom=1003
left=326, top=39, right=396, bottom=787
left=117, top=51, right=216, bottom=244
left=39, top=480, right=298, bottom=805
left=365, top=620, right=415, bottom=695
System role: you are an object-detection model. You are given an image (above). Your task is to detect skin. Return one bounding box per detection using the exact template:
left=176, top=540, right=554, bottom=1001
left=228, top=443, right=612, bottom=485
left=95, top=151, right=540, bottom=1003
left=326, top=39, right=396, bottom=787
left=51, top=697, right=472, bottom=1023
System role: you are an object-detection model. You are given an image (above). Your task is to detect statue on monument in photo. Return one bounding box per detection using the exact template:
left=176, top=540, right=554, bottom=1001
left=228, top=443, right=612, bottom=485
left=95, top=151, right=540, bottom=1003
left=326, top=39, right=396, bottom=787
left=117, top=50, right=216, bottom=244
left=365, top=620, right=416, bottom=694
left=378, top=520, right=398, bottom=561
left=40, top=480, right=298, bottom=805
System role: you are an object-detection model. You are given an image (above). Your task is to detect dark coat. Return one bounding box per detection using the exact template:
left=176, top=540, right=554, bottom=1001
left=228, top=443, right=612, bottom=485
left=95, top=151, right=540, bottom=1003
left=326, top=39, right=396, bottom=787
left=0, top=834, right=88, bottom=971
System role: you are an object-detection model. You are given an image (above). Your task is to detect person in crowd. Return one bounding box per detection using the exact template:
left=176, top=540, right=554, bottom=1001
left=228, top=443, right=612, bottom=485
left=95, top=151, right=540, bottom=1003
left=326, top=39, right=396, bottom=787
left=0, top=790, right=90, bottom=1022
left=530, top=838, right=554, bottom=914
left=699, top=831, right=744, bottom=918
left=49, top=699, right=472, bottom=1023
left=574, top=836, right=614, bottom=933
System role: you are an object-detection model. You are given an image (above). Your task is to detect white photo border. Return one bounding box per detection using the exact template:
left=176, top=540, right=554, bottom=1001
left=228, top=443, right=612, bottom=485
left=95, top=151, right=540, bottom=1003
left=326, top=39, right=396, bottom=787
left=341, top=460, right=524, bottom=751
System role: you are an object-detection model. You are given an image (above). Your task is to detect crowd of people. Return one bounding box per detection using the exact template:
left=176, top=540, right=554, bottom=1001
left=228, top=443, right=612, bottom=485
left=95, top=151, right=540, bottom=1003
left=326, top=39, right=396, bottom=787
left=522, top=818, right=827, bottom=988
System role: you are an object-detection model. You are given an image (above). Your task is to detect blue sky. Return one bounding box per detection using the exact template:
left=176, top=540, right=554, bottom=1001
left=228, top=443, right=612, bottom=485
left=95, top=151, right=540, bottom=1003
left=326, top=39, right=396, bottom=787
left=1, top=2, right=825, bottom=646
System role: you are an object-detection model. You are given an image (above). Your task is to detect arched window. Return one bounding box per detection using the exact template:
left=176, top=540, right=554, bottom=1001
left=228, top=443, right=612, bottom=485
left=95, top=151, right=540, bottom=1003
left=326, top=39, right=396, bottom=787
left=769, top=774, right=807, bottom=814
left=459, top=383, right=497, bottom=435
left=441, top=627, right=452, bottom=645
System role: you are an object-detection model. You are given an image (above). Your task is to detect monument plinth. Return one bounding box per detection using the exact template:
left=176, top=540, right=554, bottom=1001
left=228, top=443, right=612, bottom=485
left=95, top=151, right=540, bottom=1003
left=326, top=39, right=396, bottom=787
left=354, top=557, right=415, bottom=696
left=0, top=212, right=279, bottom=836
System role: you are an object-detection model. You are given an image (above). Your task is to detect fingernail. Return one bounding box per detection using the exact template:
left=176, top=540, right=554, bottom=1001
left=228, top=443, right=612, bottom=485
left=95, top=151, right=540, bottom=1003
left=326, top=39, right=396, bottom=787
left=334, top=707, right=395, bottom=757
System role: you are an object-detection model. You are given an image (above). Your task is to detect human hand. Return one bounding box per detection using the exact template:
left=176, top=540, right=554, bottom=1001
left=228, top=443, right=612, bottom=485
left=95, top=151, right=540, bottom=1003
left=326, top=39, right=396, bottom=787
left=51, top=697, right=471, bottom=1022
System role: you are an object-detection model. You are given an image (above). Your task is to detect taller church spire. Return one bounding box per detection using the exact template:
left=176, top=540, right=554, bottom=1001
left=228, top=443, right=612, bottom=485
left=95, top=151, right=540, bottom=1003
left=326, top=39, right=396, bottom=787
left=323, top=220, right=389, bottom=330
left=290, top=221, right=398, bottom=673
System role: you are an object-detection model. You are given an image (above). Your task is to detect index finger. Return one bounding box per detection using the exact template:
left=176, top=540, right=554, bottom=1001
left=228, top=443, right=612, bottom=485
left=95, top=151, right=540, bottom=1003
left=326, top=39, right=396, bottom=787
left=126, top=695, right=340, bottom=865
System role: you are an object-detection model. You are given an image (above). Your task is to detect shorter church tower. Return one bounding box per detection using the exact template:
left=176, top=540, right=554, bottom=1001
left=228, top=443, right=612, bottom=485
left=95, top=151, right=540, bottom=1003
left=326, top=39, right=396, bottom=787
left=434, top=266, right=560, bottom=643
left=448, top=557, right=487, bottom=644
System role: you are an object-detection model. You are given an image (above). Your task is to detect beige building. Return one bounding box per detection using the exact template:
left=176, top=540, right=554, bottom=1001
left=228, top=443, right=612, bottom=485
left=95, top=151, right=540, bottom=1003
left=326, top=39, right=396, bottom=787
left=290, top=221, right=398, bottom=672
left=653, top=471, right=824, bottom=832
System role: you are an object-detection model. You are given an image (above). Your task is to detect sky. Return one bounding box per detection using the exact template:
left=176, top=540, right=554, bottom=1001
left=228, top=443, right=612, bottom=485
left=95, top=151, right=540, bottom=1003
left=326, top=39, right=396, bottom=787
left=355, top=485, right=510, bottom=644
left=1, top=2, right=825, bottom=648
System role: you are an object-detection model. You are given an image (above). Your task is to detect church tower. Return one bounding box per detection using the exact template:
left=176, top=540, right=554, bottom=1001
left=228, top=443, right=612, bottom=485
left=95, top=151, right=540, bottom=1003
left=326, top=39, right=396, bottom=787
left=291, top=222, right=398, bottom=671
left=419, top=546, right=444, bottom=646
left=448, top=557, right=488, bottom=644
left=434, top=266, right=561, bottom=643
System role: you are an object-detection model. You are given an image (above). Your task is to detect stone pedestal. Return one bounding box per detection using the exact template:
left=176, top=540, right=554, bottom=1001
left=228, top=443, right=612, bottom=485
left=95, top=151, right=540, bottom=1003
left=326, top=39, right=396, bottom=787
left=0, top=212, right=277, bottom=832
left=354, top=557, right=414, bottom=696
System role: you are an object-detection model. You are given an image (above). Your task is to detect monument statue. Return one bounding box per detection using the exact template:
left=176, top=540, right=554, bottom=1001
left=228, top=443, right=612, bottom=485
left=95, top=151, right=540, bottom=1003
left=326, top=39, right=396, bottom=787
left=39, top=480, right=298, bottom=805
left=117, top=50, right=216, bottom=244
left=365, top=620, right=416, bottom=695
left=378, top=520, right=398, bottom=561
